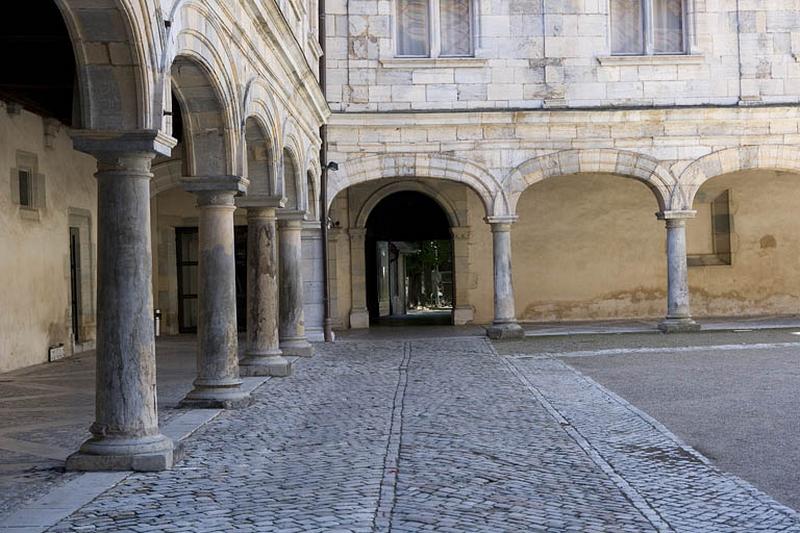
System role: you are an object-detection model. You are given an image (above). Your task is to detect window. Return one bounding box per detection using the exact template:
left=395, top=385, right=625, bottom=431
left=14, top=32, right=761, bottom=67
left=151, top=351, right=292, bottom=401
left=10, top=151, right=44, bottom=213
left=688, top=190, right=732, bottom=267
left=18, top=168, right=32, bottom=207
left=397, top=0, right=473, bottom=58
left=611, top=0, right=685, bottom=55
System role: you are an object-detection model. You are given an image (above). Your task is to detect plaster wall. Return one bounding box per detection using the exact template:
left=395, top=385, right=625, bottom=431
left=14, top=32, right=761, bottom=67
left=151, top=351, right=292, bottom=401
left=513, top=174, right=667, bottom=322
left=687, top=170, right=800, bottom=317
left=0, top=105, right=98, bottom=372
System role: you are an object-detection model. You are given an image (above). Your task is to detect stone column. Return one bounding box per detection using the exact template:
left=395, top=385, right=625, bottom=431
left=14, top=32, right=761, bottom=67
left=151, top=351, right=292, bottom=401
left=348, top=228, right=369, bottom=328
left=302, top=221, right=325, bottom=341
left=66, top=130, right=176, bottom=472
left=451, top=226, right=474, bottom=325
left=658, top=211, right=701, bottom=333
left=486, top=217, right=524, bottom=339
left=239, top=204, right=290, bottom=377
left=181, top=176, right=251, bottom=408
left=278, top=216, right=314, bottom=356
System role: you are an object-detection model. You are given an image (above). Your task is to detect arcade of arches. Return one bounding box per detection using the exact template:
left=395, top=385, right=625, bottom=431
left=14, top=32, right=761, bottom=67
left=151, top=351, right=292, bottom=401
left=2, top=0, right=800, bottom=472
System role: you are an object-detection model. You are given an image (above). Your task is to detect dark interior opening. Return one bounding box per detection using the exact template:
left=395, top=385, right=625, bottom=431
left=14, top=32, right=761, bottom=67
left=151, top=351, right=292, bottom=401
left=0, top=1, right=77, bottom=125
left=365, top=191, right=454, bottom=326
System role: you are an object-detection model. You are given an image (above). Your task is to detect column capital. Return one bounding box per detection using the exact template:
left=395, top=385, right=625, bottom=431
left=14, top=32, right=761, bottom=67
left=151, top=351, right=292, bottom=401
left=237, top=194, right=285, bottom=209
left=348, top=227, right=367, bottom=239
left=451, top=226, right=471, bottom=240
left=277, top=209, right=306, bottom=221
left=656, top=210, right=697, bottom=221
left=278, top=218, right=304, bottom=230
left=71, top=129, right=177, bottom=158
left=484, top=215, right=519, bottom=232
left=245, top=205, right=277, bottom=220
left=182, top=175, right=249, bottom=195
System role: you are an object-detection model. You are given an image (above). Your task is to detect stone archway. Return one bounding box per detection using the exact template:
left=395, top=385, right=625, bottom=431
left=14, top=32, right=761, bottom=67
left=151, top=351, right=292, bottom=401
left=344, top=181, right=475, bottom=328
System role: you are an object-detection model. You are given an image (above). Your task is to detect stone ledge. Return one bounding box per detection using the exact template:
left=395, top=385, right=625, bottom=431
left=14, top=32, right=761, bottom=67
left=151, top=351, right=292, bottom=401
left=597, top=54, right=704, bottom=66
left=380, top=57, right=488, bottom=69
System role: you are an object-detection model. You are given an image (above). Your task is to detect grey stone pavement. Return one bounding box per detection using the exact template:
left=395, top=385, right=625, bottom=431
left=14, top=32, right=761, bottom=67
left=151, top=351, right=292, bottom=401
left=2, top=327, right=800, bottom=531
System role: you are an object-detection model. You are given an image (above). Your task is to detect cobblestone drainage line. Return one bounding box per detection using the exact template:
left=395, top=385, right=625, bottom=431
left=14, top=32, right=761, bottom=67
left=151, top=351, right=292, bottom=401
left=496, top=352, right=676, bottom=533
left=372, top=341, right=411, bottom=533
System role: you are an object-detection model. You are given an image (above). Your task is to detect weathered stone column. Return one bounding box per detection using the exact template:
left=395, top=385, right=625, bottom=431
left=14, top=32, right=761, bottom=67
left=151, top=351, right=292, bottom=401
left=66, top=130, right=176, bottom=471
left=348, top=228, right=369, bottom=328
left=486, top=217, right=524, bottom=339
left=239, top=203, right=290, bottom=377
left=302, top=221, right=325, bottom=341
left=658, top=211, right=701, bottom=333
left=181, top=176, right=251, bottom=407
left=278, top=216, right=314, bottom=356
left=451, top=226, right=474, bottom=325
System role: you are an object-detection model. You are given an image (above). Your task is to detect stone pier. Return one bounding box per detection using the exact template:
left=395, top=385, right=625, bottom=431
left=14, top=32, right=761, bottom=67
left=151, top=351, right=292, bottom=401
left=65, top=130, right=176, bottom=471
left=240, top=202, right=291, bottom=377
left=486, top=216, right=524, bottom=339
left=278, top=216, right=314, bottom=356
left=180, top=176, right=251, bottom=408
left=658, top=211, right=701, bottom=333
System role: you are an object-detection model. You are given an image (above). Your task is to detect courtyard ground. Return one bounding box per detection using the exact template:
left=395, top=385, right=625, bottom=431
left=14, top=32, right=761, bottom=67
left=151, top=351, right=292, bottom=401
left=1, top=326, right=799, bottom=531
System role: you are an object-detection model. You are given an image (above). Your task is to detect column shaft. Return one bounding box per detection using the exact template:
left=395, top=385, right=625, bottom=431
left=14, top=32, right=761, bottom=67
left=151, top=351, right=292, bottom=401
left=241, top=207, right=290, bottom=376
left=279, top=218, right=313, bottom=356
left=181, top=188, right=249, bottom=407
left=67, top=148, right=173, bottom=472
left=487, top=221, right=524, bottom=339
left=659, top=217, right=700, bottom=332
left=348, top=228, right=369, bottom=328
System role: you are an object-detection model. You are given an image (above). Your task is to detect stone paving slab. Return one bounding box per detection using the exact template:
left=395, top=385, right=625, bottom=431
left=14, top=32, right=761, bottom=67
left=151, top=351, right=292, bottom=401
left=18, top=336, right=798, bottom=532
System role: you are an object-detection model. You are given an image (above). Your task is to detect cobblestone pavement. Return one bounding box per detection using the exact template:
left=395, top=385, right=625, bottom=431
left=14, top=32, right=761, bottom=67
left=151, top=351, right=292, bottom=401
left=0, top=336, right=197, bottom=513
left=17, top=335, right=794, bottom=532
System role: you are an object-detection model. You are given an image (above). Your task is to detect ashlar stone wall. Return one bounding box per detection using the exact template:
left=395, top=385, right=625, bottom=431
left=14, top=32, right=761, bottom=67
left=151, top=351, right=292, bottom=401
left=326, top=0, right=800, bottom=111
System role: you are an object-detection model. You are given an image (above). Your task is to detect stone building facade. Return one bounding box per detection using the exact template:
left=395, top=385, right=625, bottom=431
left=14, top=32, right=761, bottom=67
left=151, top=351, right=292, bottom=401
left=324, top=0, right=800, bottom=336
left=0, top=0, right=799, bottom=470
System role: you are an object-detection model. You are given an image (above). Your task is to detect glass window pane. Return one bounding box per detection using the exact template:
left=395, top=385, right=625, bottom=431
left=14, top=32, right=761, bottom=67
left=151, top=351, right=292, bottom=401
left=18, top=169, right=31, bottom=207
left=653, top=0, right=684, bottom=54
left=611, top=0, right=644, bottom=55
left=440, top=0, right=472, bottom=57
left=397, top=0, right=430, bottom=56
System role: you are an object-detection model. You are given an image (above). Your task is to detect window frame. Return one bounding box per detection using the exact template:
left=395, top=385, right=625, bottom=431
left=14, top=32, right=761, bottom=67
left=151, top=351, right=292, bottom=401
left=18, top=167, right=33, bottom=208
left=395, top=0, right=475, bottom=59
left=610, top=0, right=687, bottom=57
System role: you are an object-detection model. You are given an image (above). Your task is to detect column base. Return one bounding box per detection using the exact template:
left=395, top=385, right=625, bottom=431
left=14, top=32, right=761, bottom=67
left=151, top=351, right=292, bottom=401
left=350, top=309, right=369, bottom=329
left=240, top=353, right=292, bottom=377
left=66, top=433, right=176, bottom=472
left=453, top=306, right=474, bottom=325
left=486, top=322, right=525, bottom=340
left=179, top=379, right=251, bottom=409
left=279, top=338, right=314, bottom=357
left=658, top=317, right=702, bottom=333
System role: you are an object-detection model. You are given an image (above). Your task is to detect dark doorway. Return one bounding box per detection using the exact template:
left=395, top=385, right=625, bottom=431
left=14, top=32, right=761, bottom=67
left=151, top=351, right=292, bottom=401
left=176, top=226, right=248, bottom=333
left=365, top=191, right=454, bottom=326
left=69, top=227, right=81, bottom=343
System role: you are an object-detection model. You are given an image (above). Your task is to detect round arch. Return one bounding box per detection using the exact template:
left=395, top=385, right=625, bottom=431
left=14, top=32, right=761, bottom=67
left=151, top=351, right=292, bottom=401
left=677, top=145, right=800, bottom=209
left=162, top=2, right=241, bottom=175
left=242, top=78, right=282, bottom=195
left=170, top=53, right=238, bottom=177
left=281, top=145, right=303, bottom=211
left=54, top=0, right=152, bottom=130
left=507, top=149, right=674, bottom=214
left=244, top=116, right=277, bottom=197
left=329, top=153, right=500, bottom=217
left=354, top=181, right=463, bottom=229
